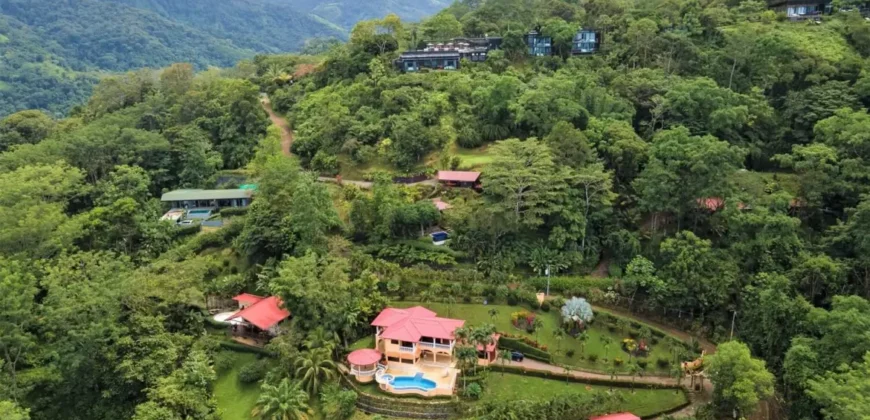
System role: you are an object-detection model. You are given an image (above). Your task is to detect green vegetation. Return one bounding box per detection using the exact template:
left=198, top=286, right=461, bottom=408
left=481, top=373, right=687, bottom=418
left=5, top=1, right=870, bottom=420
left=393, top=302, right=681, bottom=373
left=214, top=353, right=262, bottom=420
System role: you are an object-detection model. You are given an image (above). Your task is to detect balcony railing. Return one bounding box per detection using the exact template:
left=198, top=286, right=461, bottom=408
left=418, top=342, right=452, bottom=350
left=399, top=345, right=415, bottom=353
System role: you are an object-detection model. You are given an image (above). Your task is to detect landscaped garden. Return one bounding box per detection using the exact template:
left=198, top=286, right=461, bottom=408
left=391, top=301, right=690, bottom=374
left=481, top=373, right=688, bottom=418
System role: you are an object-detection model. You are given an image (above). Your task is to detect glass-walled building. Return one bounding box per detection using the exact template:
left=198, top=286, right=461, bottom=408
left=395, top=51, right=460, bottom=72
left=572, top=30, right=601, bottom=55
left=525, top=30, right=552, bottom=56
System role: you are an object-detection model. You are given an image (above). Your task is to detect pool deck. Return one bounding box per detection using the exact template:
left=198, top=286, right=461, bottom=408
left=379, top=361, right=459, bottom=397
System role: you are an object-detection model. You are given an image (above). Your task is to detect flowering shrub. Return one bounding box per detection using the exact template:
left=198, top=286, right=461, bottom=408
left=613, top=357, right=624, bottom=366
left=510, top=310, right=535, bottom=330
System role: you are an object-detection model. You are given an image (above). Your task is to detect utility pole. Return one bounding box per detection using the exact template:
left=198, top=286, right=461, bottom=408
left=730, top=310, right=737, bottom=340
left=546, top=264, right=551, bottom=296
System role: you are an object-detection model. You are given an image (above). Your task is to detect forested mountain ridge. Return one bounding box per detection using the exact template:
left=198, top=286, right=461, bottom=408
left=282, top=0, right=451, bottom=29
left=0, top=0, right=435, bottom=118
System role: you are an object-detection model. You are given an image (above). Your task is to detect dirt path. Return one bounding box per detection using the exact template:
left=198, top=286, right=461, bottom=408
left=260, top=96, right=293, bottom=157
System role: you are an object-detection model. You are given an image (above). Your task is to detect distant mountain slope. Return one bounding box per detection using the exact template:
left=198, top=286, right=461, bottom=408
left=282, top=0, right=450, bottom=29
left=105, top=0, right=347, bottom=53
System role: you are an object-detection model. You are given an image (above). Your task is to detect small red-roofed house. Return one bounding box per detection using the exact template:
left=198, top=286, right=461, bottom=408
left=437, top=171, right=481, bottom=189
left=226, top=294, right=291, bottom=344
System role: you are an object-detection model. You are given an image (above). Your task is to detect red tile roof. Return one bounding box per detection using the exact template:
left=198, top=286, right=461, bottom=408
left=590, top=413, right=640, bottom=420
left=347, top=349, right=382, bottom=366
left=228, top=296, right=290, bottom=330
left=476, top=333, right=501, bottom=353
left=697, top=197, right=725, bottom=211
left=232, top=293, right=265, bottom=305
left=437, top=171, right=481, bottom=183
left=372, top=307, right=465, bottom=342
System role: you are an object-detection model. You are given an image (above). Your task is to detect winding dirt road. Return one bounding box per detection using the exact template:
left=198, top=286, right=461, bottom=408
left=260, top=96, right=293, bottom=157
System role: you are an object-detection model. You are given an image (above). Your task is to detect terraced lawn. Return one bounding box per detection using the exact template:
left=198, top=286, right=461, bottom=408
left=392, top=302, right=685, bottom=374
left=482, top=373, right=688, bottom=417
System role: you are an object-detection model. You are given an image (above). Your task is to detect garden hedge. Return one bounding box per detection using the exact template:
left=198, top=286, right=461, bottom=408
left=219, top=207, right=248, bottom=217
left=498, top=337, right=552, bottom=363
left=218, top=341, right=274, bottom=356
left=527, top=276, right=615, bottom=294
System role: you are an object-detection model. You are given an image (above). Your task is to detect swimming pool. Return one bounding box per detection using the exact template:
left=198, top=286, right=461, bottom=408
left=389, top=372, right=436, bottom=391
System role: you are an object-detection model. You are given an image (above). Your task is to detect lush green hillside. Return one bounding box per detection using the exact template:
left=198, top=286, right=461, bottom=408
left=106, top=0, right=347, bottom=52
left=283, top=0, right=450, bottom=29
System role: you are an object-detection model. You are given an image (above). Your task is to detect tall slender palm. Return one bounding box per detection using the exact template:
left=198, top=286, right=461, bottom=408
left=531, top=317, right=544, bottom=344
left=607, top=365, right=618, bottom=392
left=294, top=348, right=336, bottom=396
left=469, top=325, right=495, bottom=374
left=552, top=328, right=565, bottom=356
left=627, top=361, right=641, bottom=393
left=562, top=364, right=571, bottom=383
left=600, top=336, right=613, bottom=362
left=498, top=349, right=512, bottom=375
left=251, top=378, right=311, bottom=420
left=453, top=326, right=470, bottom=346
left=577, top=331, right=588, bottom=357
left=670, top=365, right=684, bottom=392
left=455, top=346, right=478, bottom=390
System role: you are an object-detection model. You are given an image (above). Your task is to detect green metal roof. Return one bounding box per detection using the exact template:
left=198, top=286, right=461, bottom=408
left=161, top=189, right=252, bottom=202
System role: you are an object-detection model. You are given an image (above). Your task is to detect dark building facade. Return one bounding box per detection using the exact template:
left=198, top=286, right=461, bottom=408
left=572, top=30, right=602, bottom=55
left=395, top=36, right=502, bottom=72
left=525, top=30, right=552, bottom=56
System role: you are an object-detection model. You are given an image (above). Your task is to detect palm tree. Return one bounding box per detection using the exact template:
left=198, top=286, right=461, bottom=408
left=304, top=327, right=337, bottom=353
left=562, top=364, right=571, bottom=383
left=455, top=346, right=478, bottom=390
left=531, top=317, right=544, bottom=344
left=294, top=349, right=336, bottom=396
left=470, top=325, right=495, bottom=374
left=488, top=308, right=499, bottom=323
left=600, top=335, right=613, bottom=362
left=607, top=365, right=619, bottom=392
left=627, top=361, right=641, bottom=393
left=616, top=318, right=630, bottom=335
left=577, top=331, right=589, bottom=357
left=453, top=326, right=470, bottom=346
left=498, top=349, right=512, bottom=375
left=552, top=328, right=565, bottom=356
left=670, top=364, right=684, bottom=392
left=251, top=378, right=311, bottom=420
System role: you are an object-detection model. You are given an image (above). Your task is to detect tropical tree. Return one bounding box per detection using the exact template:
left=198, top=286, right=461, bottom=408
left=706, top=341, right=774, bottom=417
left=294, top=349, right=336, bottom=396
left=627, top=361, right=642, bottom=392
left=671, top=365, right=685, bottom=392
left=552, top=328, right=566, bottom=355
left=488, top=308, right=500, bottom=323
left=577, top=331, right=589, bottom=357
left=498, top=349, right=512, bottom=374
left=601, top=336, right=614, bottom=361
left=561, top=297, right=594, bottom=332
left=445, top=294, right=457, bottom=318
left=252, top=379, right=312, bottom=420
left=532, top=317, right=545, bottom=343
left=455, top=346, right=478, bottom=390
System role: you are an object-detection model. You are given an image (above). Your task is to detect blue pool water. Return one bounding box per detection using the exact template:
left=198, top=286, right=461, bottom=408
left=390, top=372, right=436, bottom=391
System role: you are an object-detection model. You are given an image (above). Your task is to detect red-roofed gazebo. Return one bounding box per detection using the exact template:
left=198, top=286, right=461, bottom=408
left=347, top=349, right=382, bottom=383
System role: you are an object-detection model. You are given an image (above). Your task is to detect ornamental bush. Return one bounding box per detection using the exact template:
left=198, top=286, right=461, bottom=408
left=238, top=359, right=269, bottom=383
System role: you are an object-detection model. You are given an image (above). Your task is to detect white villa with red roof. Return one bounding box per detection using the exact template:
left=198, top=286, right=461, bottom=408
left=346, top=306, right=500, bottom=397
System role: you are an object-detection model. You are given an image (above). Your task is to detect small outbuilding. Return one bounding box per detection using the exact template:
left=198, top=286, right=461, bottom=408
left=437, top=171, right=481, bottom=188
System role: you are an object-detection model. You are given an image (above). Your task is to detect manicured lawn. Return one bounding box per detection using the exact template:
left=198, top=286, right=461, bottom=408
left=350, top=335, right=375, bottom=350
left=214, top=352, right=261, bottom=420
left=481, top=373, right=688, bottom=418
left=453, top=145, right=495, bottom=169
left=392, top=302, right=681, bottom=374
